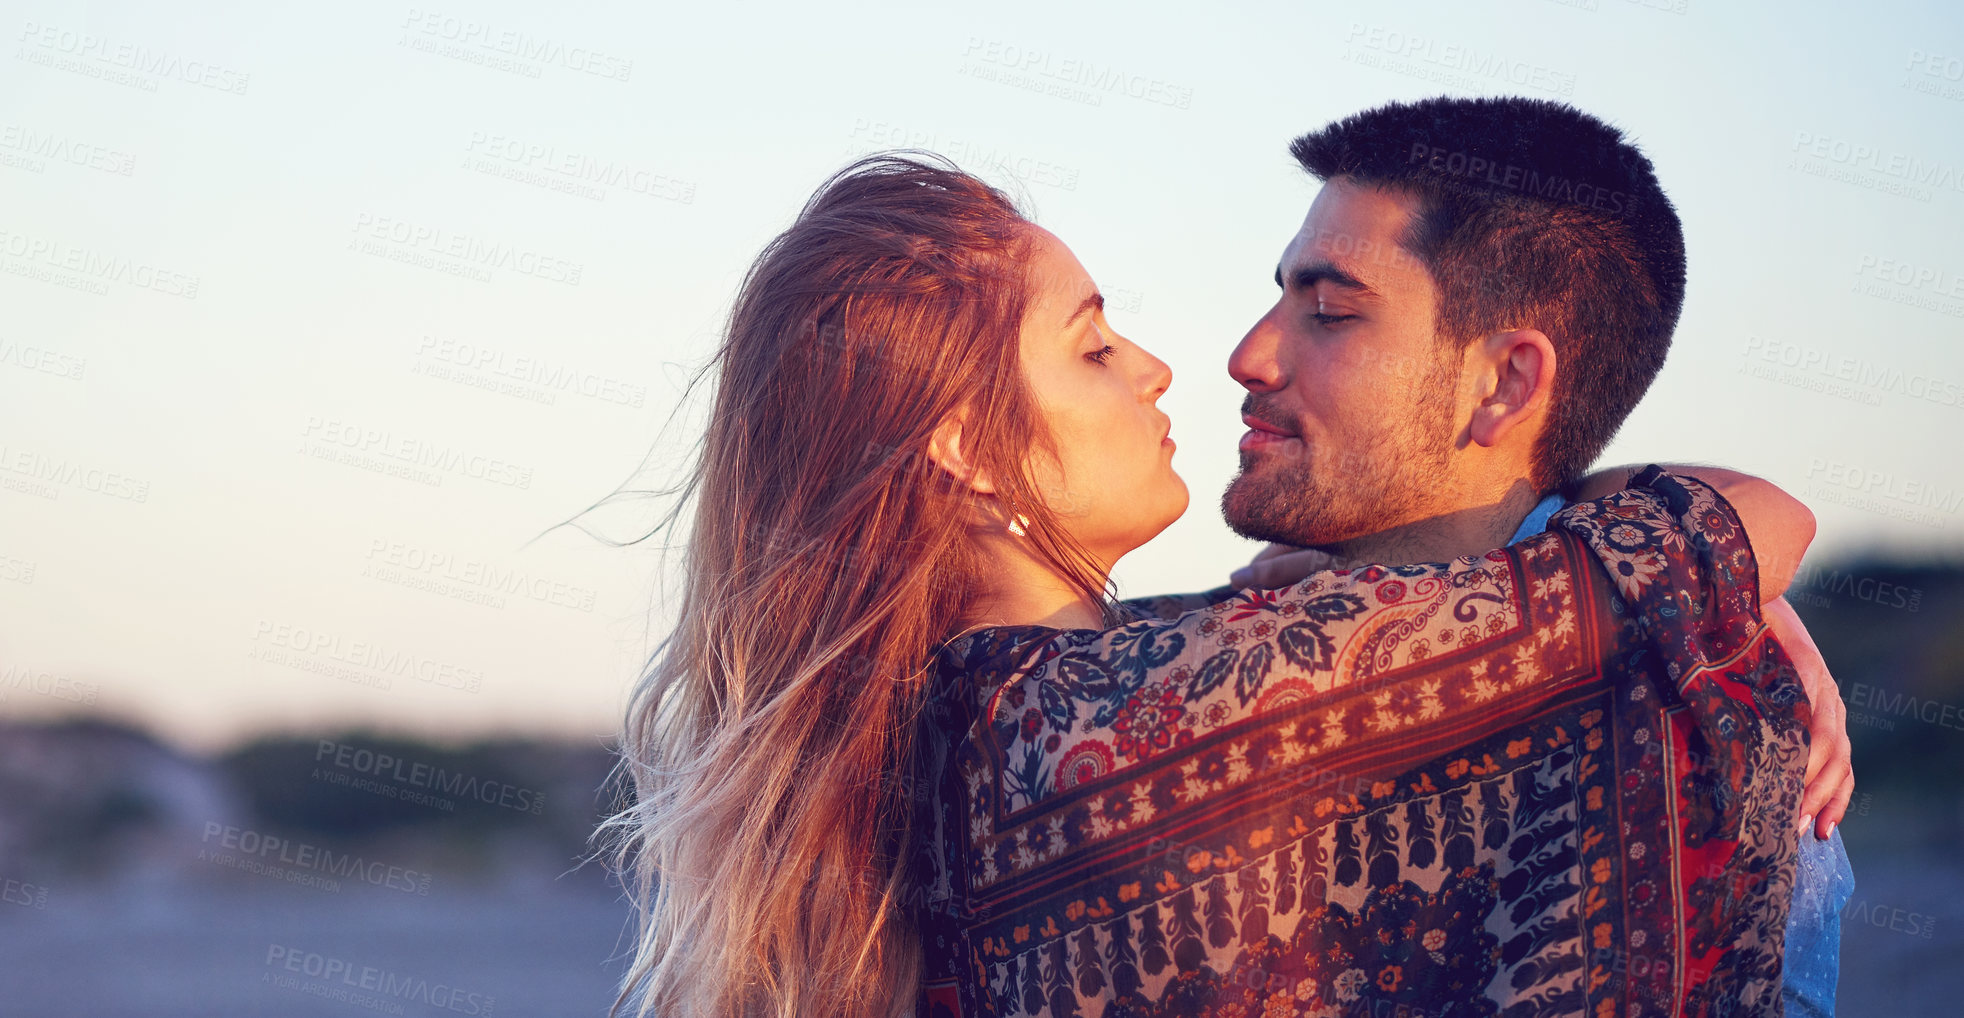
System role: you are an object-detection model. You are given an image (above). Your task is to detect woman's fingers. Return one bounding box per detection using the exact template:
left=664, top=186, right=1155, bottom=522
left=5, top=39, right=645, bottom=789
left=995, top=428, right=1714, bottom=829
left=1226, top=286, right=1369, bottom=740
left=1798, top=721, right=1853, bottom=838
left=1815, top=768, right=1853, bottom=840
left=1761, top=596, right=1855, bottom=838
left=1241, top=548, right=1340, bottom=589
left=1250, top=542, right=1302, bottom=564
left=1799, top=671, right=1853, bottom=840
left=1231, top=544, right=1297, bottom=587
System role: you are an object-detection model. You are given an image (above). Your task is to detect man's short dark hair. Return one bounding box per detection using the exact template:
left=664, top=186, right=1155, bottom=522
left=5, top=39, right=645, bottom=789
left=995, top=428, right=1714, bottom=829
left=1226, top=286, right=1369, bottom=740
left=1290, top=95, right=1686, bottom=494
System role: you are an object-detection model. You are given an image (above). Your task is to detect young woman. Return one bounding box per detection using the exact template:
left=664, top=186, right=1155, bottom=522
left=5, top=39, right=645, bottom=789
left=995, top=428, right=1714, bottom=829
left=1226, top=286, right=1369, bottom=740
left=598, top=154, right=1845, bottom=1018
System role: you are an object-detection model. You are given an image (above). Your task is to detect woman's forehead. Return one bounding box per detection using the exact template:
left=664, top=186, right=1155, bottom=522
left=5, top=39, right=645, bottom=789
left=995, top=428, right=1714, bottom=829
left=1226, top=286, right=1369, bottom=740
left=1020, top=227, right=1097, bottom=313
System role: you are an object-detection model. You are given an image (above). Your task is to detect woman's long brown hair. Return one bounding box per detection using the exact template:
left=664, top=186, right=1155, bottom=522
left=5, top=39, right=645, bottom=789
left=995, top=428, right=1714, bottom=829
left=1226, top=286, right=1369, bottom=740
left=596, top=153, right=1122, bottom=1018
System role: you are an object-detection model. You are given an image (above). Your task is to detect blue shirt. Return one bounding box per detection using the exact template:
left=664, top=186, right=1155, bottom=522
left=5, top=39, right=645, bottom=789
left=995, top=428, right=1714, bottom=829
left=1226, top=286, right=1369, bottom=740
left=1506, top=489, right=1854, bottom=1016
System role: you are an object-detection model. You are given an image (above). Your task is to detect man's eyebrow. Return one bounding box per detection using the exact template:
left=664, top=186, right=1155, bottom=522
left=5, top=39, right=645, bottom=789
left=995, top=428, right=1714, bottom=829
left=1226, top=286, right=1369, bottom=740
left=1273, top=260, right=1379, bottom=297
left=1064, top=291, right=1104, bottom=327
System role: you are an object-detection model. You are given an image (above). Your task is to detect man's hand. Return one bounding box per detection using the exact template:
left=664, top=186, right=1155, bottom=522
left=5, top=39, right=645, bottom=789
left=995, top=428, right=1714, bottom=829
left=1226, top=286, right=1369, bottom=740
left=1764, top=596, right=1854, bottom=840
left=1229, top=543, right=1342, bottom=590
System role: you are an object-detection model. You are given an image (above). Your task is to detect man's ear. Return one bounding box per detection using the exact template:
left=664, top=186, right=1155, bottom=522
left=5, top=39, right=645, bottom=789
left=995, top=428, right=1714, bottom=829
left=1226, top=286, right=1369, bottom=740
left=1467, top=329, right=1556, bottom=449
left=926, top=412, right=996, bottom=494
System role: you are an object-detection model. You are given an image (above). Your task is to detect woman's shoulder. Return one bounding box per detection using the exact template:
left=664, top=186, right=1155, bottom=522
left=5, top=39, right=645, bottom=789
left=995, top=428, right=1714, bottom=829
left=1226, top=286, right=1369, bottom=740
left=930, top=623, right=1085, bottom=701
left=931, top=604, right=1208, bottom=702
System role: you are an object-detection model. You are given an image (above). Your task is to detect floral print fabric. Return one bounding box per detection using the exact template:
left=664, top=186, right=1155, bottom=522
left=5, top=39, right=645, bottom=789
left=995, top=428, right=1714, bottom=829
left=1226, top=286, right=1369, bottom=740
left=907, top=467, right=1810, bottom=1018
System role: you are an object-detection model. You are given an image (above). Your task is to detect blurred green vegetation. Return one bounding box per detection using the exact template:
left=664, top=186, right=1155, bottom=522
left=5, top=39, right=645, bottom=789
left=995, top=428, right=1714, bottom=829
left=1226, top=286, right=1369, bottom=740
left=215, top=733, right=630, bottom=878
left=1788, top=557, right=1964, bottom=854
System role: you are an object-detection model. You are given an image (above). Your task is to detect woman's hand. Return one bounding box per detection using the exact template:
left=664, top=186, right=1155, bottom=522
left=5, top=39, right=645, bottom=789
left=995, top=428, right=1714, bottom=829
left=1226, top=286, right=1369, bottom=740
left=1762, top=596, right=1855, bottom=841
left=1229, top=543, right=1342, bottom=590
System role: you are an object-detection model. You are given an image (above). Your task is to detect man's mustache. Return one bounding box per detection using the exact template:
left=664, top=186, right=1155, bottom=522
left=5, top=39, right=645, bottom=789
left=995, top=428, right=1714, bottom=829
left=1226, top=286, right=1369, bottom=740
left=1239, top=394, right=1302, bottom=438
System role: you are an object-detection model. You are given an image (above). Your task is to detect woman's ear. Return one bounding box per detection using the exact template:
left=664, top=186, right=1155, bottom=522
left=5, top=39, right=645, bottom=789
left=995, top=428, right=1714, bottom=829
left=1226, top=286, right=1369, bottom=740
left=927, top=412, right=996, bottom=494
left=1468, top=329, right=1556, bottom=449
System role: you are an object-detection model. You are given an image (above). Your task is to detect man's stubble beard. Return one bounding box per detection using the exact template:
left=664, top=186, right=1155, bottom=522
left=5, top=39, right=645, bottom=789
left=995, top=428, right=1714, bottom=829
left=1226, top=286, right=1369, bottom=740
left=1220, top=358, right=1460, bottom=549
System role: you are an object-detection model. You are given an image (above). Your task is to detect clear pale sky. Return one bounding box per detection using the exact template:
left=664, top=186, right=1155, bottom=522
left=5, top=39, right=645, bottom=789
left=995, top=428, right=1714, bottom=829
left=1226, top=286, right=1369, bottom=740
left=2, top=0, right=1960, bottom=752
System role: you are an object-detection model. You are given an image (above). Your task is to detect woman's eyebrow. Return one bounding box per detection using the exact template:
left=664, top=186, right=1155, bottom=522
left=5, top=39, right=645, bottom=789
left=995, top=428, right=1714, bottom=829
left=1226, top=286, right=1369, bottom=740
left=1063, top=292, right=1104, bottom=328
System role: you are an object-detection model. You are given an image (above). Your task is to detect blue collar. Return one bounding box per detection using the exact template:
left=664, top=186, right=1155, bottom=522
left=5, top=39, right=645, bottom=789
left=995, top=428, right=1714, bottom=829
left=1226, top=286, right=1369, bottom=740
left=1507, top=492, right=1567, bottom=546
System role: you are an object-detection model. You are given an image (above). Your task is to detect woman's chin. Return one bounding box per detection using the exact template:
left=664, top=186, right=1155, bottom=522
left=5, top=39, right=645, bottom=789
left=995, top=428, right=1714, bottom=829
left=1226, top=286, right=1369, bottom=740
left=1144, top=481, right=1191, bottom=544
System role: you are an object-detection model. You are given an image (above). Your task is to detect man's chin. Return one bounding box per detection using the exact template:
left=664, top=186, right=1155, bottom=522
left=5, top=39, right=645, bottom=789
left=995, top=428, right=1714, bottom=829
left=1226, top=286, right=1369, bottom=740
left=1234, top=448, right=1281, bottom=475
left=1221, top=475, right=1324, bottom=546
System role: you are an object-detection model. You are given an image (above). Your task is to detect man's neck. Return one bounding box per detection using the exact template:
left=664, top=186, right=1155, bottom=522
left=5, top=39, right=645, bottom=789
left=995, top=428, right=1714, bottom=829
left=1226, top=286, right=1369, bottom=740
left=1321, top=480, right=1545, bottom=568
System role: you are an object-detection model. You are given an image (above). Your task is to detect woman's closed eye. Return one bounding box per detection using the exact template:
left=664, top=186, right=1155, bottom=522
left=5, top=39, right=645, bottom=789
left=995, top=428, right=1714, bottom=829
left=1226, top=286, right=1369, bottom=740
left=1086, top=344, right=1117, bottom=365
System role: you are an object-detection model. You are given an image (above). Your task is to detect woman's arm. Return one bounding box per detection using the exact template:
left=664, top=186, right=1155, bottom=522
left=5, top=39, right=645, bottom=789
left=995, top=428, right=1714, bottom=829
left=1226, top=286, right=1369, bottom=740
left=1234, top=465, right=1815, bottom=603
left=952, top=468, right=1802, bottom=1016
left=1223, top=463, right=1851, bottom=839
left=986, top=468, right=1781, bottom=807
left=1567, top=463, right=1815, bottom=603
left=1574, top=467, right=1850, bottom=833
left=1118, top=585, right=1243, bottom=622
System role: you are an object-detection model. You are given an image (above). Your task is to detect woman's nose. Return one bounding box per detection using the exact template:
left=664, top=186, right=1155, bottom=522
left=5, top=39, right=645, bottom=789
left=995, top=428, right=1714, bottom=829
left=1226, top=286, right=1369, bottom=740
left=1140, top=349, right=1172, bottom=400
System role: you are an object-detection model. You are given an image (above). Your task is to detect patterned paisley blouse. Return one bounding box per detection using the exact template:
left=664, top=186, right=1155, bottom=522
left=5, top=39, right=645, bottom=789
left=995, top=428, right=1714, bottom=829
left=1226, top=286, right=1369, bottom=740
left=905, top=467, right=1810, bottom=1018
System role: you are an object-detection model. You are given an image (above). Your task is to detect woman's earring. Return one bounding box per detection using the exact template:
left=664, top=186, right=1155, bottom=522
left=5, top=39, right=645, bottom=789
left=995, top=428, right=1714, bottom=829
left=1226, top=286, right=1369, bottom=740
left=1005, top=496, right=1030, bottom=537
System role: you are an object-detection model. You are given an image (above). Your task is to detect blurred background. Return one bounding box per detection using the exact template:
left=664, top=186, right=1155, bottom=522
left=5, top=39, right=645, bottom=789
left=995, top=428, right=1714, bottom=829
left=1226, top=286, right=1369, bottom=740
left=1, top=0, right=1959, bottom=1013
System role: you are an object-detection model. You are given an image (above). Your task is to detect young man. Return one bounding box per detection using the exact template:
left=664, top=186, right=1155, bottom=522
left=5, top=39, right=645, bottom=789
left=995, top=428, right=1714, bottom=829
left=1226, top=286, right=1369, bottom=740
left=1221, top=95, right=1855, bottom=1015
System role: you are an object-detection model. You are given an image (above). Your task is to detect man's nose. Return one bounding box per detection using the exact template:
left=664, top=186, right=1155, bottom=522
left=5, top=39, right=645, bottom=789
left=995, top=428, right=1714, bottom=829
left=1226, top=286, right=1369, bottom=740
left=1228, top=307, right=1285, bottom=392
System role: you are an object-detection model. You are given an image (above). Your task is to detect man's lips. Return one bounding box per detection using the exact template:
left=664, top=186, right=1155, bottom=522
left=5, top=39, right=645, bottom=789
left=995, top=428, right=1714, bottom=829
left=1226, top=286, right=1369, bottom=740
left=1241, top=413, right=1294, bottom=437
left=1239, top=412, right=1298, bottom=453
